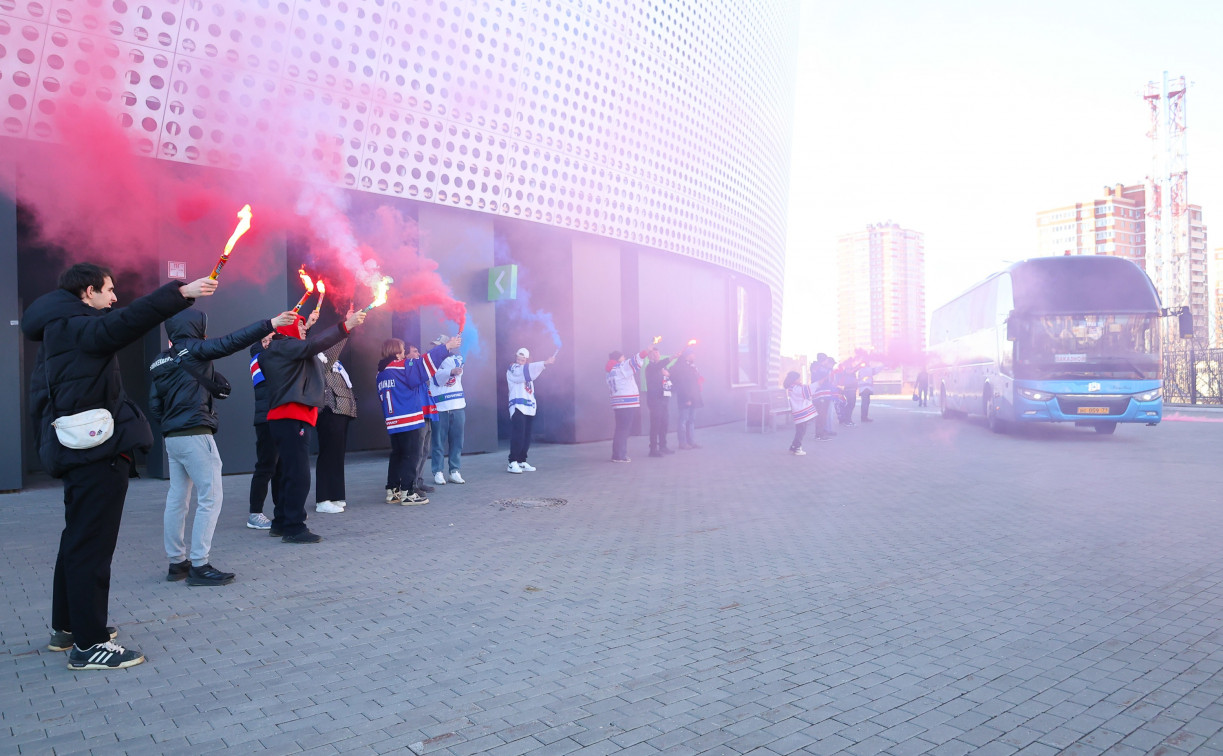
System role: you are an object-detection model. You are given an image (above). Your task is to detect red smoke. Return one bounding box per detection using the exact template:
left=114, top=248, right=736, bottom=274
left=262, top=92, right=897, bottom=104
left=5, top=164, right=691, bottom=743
left=11, top=3, right=467, bottom=324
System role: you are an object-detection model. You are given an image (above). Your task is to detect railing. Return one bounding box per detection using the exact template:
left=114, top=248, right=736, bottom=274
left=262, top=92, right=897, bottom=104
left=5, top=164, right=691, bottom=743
left=1162, top=341, right=1223, bottom=405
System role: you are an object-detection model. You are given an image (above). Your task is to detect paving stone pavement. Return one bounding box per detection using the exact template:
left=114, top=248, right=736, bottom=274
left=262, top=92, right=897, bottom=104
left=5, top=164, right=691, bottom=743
left=3, top=401, right=1223, bottom=755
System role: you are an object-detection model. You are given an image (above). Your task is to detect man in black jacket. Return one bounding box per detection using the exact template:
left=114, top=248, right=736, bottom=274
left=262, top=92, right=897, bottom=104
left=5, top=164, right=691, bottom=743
left=246, top=309, right=319, bottom=529
left=259, top=308, right=366, bottom=543
left=643, top=346, right=678, bottom=457
left=23, top=263, right=217, bottom=670
left=150, top=308, right=296, bottom=586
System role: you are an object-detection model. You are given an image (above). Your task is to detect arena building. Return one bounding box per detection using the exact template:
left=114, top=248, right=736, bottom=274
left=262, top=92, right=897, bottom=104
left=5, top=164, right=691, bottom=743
left=0, top=0, right=799, bottom=486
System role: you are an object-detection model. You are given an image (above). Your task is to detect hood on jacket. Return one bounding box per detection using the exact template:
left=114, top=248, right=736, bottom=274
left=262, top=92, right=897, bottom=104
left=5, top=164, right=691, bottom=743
left=377, top=355, right=401, bottom=371
left=20, top=289, right=95, bottom=342
left=275, top=315, right=305, bottom=340
left=166, top=309, right=207, bottom=345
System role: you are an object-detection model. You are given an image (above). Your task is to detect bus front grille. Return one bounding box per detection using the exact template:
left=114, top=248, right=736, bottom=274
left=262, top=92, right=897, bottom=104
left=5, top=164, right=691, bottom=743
left=1056, top=395, right=1132, bottom=416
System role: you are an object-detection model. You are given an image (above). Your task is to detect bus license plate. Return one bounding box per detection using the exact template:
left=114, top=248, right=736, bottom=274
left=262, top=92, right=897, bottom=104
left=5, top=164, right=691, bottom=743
left=1077, top=407, right=1109, bottom=415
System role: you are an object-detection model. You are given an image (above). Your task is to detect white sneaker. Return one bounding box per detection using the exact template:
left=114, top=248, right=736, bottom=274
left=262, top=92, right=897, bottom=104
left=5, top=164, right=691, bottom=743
left=433, top=471, right=446, bottom=486
left=334, top=500, right=346, bottom=510
left=246, top=513, right=272, bottom=530
left=316, top=500, right=344, bottom=513
left=507, top=461, right=523, bottom=474
left=385, top=488, right=398, bottom=503
left=519, top=461, right=536, bottom=472
left=791, top=448, right=807, bottom=456
left=449, top=470, right=465, bottom=484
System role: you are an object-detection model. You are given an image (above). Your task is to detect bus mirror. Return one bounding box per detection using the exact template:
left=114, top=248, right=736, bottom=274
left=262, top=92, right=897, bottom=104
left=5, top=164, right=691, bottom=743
left=1005, top=317, right=1019, bottom=341
left=1179, top=309, right=1194, bottom=338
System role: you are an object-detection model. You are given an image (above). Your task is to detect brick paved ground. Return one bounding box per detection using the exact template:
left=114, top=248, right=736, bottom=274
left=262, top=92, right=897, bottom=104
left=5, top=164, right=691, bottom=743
left=3, top=401, right=1223, bottom=755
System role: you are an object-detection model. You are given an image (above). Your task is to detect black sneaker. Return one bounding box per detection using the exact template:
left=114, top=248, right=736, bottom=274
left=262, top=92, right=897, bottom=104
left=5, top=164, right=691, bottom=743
left=282, top=530, right=322, bottom=544
left=186, top=563, right=235, bottom=586
left=67, top=640, right=145, bottom=670
left=166, top=559, right=190, bottom=582
left=268, top=528, right=283, bottom=538
left=48, top=626, right=117, bottom=652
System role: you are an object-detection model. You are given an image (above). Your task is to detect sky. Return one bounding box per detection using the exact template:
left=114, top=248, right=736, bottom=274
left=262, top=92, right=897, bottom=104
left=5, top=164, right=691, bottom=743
left=781, top=0, right=1223, bottom=358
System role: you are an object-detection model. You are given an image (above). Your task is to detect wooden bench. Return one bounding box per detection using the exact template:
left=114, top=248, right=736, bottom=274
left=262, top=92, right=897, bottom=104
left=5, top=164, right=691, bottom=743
left=745, top=388, right=791, bottom=433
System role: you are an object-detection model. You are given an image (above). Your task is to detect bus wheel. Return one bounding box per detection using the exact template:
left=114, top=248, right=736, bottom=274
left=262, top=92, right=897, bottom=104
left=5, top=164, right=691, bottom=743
left=985, top=387, right=1006, bottom=434
left=1094, top=422, right=1117, bottom=435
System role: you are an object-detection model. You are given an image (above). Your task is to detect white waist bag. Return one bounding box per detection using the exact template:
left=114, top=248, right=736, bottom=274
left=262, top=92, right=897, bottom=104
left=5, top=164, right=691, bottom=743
left=52, top=408, right=114, bottom=449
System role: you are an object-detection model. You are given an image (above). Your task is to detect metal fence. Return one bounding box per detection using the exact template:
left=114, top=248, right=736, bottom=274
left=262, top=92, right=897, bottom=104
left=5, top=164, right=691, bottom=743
left=1162, top=340, right=1223, bottom=405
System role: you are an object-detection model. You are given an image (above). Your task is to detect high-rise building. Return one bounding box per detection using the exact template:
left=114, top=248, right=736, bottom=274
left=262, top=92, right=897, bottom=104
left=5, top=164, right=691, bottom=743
left=1035, top=184, right=1146, bottom=263
left=837, top=223, right=925, bottom=359
left=1034, top=184, right=1208, bottom=334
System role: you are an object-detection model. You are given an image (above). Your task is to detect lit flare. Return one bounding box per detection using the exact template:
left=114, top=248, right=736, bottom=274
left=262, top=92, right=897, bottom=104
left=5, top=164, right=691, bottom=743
left=361, top=276, right=394, bottom=312
left=292, top=266, right=315, bottom=313
left=652, top=335, right=663, bottom=345
left=209, top=204, right=252, bottom=280
left=312, top=279, right=326, bottom=317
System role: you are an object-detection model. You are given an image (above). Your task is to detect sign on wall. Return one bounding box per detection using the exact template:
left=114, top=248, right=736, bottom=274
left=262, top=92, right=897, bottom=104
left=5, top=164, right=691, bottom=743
left=488, top=264, right=517, bottom=301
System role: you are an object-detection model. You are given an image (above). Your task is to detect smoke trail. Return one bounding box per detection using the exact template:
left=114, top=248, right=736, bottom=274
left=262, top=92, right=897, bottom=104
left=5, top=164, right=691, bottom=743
left=507, top=286, right=563, bottom=352
left=446, top=319, right=482, bottom=360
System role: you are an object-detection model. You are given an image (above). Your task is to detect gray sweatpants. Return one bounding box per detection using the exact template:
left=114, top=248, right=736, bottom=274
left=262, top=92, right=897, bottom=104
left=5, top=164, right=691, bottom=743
left=164, top=433, right=224, bottom=566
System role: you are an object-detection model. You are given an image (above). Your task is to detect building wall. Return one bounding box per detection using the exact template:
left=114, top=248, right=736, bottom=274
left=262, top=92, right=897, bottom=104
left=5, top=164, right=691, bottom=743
left=0, top=1, right=797, bottom=483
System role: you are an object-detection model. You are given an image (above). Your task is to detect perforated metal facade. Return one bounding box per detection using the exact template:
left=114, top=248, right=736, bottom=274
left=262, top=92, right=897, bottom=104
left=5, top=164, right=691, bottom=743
left=2, top=0, right=797, bottom=369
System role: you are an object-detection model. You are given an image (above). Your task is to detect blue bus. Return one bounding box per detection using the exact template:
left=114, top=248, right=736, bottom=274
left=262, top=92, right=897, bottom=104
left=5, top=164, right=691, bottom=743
left=928, top=256, right=1189, bottom=434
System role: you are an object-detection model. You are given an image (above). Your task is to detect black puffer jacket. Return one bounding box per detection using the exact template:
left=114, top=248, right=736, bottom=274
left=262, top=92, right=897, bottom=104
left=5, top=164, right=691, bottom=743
left=22, top=282, right=193, bottom=477
left=149, top=310, right=274, bottom=435
left=259, top=323, right=350, bottom=412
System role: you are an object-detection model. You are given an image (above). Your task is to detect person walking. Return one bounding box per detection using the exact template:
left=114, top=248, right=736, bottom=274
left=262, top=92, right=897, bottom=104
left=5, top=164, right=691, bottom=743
left=606, top=347, right=647, bottom=462
left=259, top=309, right=366, bottom=543
left=858, top=361, right=878, bottom=422
left=643, top=345, right=677, bottom=457
left=783, top=371, right=817, bottom=455
left=671, top=347, right=703, bottom=450
left=149, top=308, right=296, bottom=586
left=916, top=368, right=929, bottom=407
left=506, top=347, right=555, bottom=473
left=428, top=334, right=467, bottom=485
left=314, top=316, right=358, bottom=514
left=24, top=263, right=217, bottom=669
left=377, top=336, right=460, bottom=503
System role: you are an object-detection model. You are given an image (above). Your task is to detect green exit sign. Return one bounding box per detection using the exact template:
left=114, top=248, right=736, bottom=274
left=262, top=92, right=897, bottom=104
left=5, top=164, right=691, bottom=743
left=488, top=265, right=518, bottom=301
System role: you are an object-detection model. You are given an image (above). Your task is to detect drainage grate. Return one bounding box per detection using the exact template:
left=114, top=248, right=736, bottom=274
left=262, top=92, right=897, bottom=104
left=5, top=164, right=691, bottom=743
left=491, top=497, right=568, bottom=510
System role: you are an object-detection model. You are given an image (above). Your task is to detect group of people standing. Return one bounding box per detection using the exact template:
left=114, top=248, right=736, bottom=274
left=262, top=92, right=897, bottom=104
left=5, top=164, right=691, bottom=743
left=783, top=350, right=881, bottom=456
left=603, top=343, right=704, bottom=462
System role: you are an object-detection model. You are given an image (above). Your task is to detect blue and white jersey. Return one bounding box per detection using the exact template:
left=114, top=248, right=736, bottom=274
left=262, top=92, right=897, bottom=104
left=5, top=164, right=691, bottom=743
left=507, top=361, right=547, bottom=416
left=429, top=354, right=467, bottom=411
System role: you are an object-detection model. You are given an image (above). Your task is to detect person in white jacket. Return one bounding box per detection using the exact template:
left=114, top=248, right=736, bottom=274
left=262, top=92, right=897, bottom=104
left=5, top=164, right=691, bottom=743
left=606, top=348, right=647, bottom=462
left=429, top=334, right=467, bottom=484
left=506, top=347, right=555, bottom=473
left=783, top=371, right=817, bottom=456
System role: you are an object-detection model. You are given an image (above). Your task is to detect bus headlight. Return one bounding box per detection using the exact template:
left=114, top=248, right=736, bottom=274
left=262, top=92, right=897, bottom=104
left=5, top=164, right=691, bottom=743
left=1134, top=389, right=1161, bottom=402
left=1019, top=388, right=1053, bottom=401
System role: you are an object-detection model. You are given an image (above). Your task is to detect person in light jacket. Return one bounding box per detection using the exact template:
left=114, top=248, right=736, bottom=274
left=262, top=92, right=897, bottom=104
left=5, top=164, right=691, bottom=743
left=506, top=347, right=556, bottom=473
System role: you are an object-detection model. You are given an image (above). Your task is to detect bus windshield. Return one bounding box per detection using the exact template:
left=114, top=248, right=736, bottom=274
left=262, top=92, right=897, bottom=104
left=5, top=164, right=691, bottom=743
left=1016, top=313, right=1161, bottom=381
